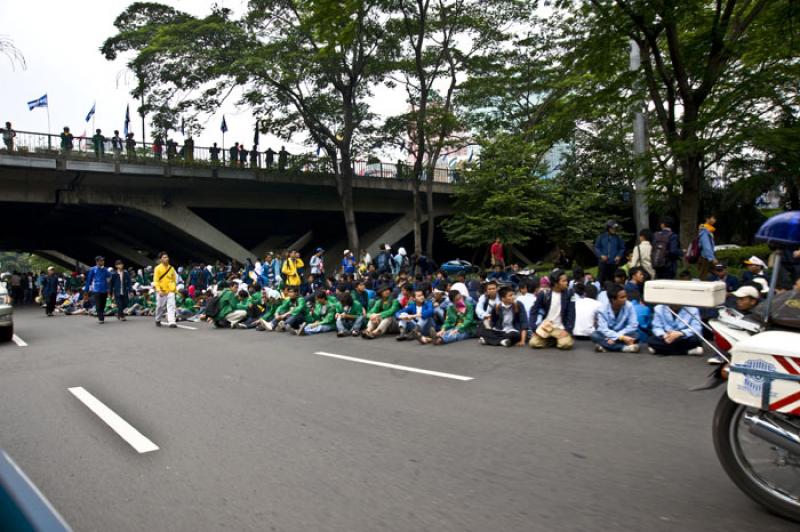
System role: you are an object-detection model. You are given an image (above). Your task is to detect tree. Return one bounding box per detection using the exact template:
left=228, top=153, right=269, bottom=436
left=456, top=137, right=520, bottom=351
left=0, top=34, right=26, bottom=71
left=383, top=0, right=520, bottom=258
left=102, top=0, right=391, bottom=256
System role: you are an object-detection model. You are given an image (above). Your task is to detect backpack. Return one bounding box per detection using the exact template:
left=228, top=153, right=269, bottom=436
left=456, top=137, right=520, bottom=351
left=685, top=236, right=701, bottom=264
left=204, top=294, right=221, bottom=318
left=376, top=251, right=390, bottom=272
left=651, top=231, right=672, bottom=268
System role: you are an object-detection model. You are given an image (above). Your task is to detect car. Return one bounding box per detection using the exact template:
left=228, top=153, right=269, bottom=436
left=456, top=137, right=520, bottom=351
left=0, top=280, right=13, bottom=342
left=440, top=259, right=480, bottom=276
left=714, top=244, right=741, bottom=252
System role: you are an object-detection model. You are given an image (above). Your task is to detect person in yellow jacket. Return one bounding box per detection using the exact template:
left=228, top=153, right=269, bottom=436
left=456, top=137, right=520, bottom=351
left=281, top=249, right=304, bottom=286
left=153, top=251, right=178, bottom=328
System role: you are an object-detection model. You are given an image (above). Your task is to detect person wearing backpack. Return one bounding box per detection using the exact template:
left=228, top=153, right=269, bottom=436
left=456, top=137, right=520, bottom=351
left=375, top=245, right=393, bottom=275
left=696, top=214, right=718, bottom=279
left=153, top=251, right=178, bottom=328
left=651, top=217, right=682, bottom=279
left=629, top=229, right=655, bottom=279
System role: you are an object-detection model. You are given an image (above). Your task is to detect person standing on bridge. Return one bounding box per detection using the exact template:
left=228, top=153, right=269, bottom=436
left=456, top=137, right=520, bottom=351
left=265, top=147, right=275, bottom=170
left=125, top=133, right=137, bottom=160
left=84, top=256, right=112, bottom=324
left=238, top=144, right=248, bottom=167
left=92, top=129, right=106, bottom=159
left=229, top=143, right=239, bottom=167
left=111, top=130, right=123, bottom=159
left=278, top=146, right=288, bottom=171
left=2, top=122, right=16, bottom=152
left=154, top=251, right=178, bottom=328
left=249, top=145, right=260, bottom=168
left=60, top=127, right=74, bottom=154
left=209, top=142, right=221, bottom=164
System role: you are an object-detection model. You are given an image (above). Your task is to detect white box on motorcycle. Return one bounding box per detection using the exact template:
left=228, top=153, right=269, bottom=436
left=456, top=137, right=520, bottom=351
left=727, top=330, right=800, bottom=412
left=643, top=280, right=727, bottom=308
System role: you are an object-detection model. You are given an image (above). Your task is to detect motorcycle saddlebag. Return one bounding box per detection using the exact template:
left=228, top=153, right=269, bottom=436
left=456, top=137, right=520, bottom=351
left=643, top=280, right=726, bottom=308
left=728, top=330, right=800, bottom=413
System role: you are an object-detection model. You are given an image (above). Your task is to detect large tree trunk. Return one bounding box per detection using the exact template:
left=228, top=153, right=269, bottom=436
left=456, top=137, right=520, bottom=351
left=336, top=148, right=361, bottom=257
left=678, top=155, right=702, bottom=250
left=425, top=173, right=435, bottom=258
left=412, top=175, right=423, bottom=257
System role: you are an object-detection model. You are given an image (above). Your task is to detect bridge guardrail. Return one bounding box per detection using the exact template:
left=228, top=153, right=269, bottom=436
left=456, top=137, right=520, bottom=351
left=1, top=130, right=457, bottom=184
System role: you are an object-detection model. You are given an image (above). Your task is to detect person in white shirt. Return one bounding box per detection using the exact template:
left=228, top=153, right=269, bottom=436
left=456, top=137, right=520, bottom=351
left=528, top=270, right=575, bottom=350
left=475, top=280, right=500, bottom=328
left=572, top=283, right=602, bottom=339
left=516, top=280, right=536, bottom=317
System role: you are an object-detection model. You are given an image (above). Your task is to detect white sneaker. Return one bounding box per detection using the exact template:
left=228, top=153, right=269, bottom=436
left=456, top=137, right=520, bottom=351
left=707, top=355, right=724, bottom=365
left=622, top=344, right=640, bottom=353
left=647, top=346, right=656, bottom=354
left=500, top=339, right=512, bottom=348
left=264, top=320, right=274, bottom=331
left=688, top=346, right=704, bottom=356
left=479, top=337, right=487, bottom=345
left=595, top=344, right=607, bottom=353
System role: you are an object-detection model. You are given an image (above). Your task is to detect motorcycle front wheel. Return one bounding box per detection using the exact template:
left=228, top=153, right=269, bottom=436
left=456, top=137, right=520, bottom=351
left=713, top=394, right=800, bottom=522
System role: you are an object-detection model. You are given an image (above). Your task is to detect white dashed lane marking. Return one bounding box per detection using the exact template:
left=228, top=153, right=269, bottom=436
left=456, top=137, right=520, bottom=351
left=12, top=334, right=28, bottom=347
left=68, top=387, right=159, bottom=454
left=313, top=351, right=474, bottom=381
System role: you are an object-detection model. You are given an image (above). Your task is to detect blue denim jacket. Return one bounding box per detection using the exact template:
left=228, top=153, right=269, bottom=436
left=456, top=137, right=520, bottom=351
left=596, top=301, right=639, bottom=340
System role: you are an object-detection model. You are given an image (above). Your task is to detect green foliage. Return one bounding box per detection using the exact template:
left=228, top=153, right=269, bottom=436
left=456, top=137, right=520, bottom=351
left=0, top=253, right=67, bottom=273
left=716, top=245, right=771, bottom=269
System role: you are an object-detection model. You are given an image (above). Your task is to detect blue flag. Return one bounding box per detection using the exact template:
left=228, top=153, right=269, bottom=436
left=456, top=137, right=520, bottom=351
left=221, top=115, right=228, bottom=133
left=85, top=102, right=96, bottom=122
left=124, top=104, right=130, bottom=137
left=27, top=94, right=48, bottom=110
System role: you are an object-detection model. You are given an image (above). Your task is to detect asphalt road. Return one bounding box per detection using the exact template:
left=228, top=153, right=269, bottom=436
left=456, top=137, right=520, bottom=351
left=0, top=307, right=796, bottom=532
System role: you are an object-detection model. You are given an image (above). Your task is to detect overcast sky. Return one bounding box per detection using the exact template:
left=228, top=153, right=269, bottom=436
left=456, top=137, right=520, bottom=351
left=1, top=0, right=407, bottom=156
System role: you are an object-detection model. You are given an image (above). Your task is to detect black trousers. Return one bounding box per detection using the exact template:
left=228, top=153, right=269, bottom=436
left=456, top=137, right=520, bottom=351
left=598, top=263, right=618, bottom=286
left=478, top=328, right=521, bottom=346
left=45, top=293, right=56, bottom=315
left=648, top=334, right=702, bottom=355
left=114, top=293, right=129, bottom=318
left=94, top=292, right=108, bottom=321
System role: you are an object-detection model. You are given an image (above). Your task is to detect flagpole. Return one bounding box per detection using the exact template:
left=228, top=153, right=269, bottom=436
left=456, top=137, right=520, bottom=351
left=222, top=130, right=226, bottom=164
left=46, top=104, right=51, bottom=148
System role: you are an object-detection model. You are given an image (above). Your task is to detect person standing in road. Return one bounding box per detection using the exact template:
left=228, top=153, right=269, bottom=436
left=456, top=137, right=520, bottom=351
left=309, top=248, right=325, bottom=281
left=697, top=214, right=718, bottom=280
left=595, top=220, right=626, bottom=285
left=154, top=251, right=178, bottom=328
left=110, top=260, right=132, bottom=321
left=42, top=266, right=59, bottom=317
left=84, top=256, right=112, bottom=324
left=2, top=122, right=16, bottom=152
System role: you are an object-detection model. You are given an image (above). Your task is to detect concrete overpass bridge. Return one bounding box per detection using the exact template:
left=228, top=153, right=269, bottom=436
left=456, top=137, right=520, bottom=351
left=0, top=141, right=456, bottom=269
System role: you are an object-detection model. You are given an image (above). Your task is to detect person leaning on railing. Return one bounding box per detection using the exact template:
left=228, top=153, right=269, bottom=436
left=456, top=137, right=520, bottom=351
left=2, top=122, right=16, bottom=151
left=60, top=127, right=74, bottom=153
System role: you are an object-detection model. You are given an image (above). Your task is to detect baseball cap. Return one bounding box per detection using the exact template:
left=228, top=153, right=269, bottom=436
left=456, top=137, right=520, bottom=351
left=752, top=278, right=769, bottom=294
left=384, top=244, right=391, bottom=250
left=732, top=286, right=760, bottom=299
left=713, top=263, right=727, bottom=271
left=315, top=247, right=324, bottom=253
left=743, top=256, right=767, bottom=269
left=606, top=220, right=619, bottom=229
left=344, top=249, right=351, bottom=255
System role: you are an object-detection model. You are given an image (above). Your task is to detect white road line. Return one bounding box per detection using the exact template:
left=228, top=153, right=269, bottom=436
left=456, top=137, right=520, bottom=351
left=175, top=324, right=197, bottom=330
left=313, top=351, right=474, bottom=381
left=12, top=334, right=28, bottom=347
left=68, top=387, right=159, bottom=454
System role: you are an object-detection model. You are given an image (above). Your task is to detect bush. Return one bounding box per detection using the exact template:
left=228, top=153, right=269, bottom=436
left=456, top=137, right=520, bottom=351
left=715, top=244, right=771, bottom=268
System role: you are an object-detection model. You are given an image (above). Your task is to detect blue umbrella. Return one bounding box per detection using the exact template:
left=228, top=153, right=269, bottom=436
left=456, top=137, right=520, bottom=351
left=755, top=211, right=800, bottom=246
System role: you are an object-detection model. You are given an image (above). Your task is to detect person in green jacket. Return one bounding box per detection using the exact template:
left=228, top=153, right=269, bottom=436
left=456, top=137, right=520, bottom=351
left=363, top=285, right=400, bottom=339
left=335, top=292, right=364, bottom=337
left=263, top=286, right=304, bottom=331
left=298, top=291, right=341, bottom=335
left=212, top=281, right=249, bottom=328
left=419, top=289, right=477, bottom=345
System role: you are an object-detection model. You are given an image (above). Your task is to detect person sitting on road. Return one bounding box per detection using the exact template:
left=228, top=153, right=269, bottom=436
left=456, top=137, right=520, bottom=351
left=211, top=282, right=249, bottom=328
left=475, top=280, right=500, bottom=329
left=528, top=270, right=575, bottom=351
left=624, top=266, right=647, bottom=296
left=515, top=280, right=536, bottom=318
left=571, top=283, right=601, bottom=340
left=648, top=304, right=704, bottom=356
left=627, top=289, right=652, bottom=344
left=262, top=287, right=304, bottom=331
left=295, top=291, right=340, bottom=336
left=478, top=286, right=528, bottom=348
left=363, top=285, right=400, bottom=339
left=396, top=288, right=435, bottom=341
left=431, top=288, right=451, bottom=328
left=591, top=284, right=640, bottom=353
left=419, top=290, right=476, bottom=345
left=336, top=292, right=365, bottom=337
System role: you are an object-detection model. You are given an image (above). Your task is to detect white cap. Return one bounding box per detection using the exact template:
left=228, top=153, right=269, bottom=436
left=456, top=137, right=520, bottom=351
left=344, top=250, right=351, bottom=256
left=732, top=286, right=760, bottom=299
left=744, top=256, right=767, bottom=269
left=398, top=247, right=407, bottom=256
left=450, top=282, right=469, bottom=299
left=752, top=278, right=769, bottom=294
left=384, top=244, right=391, bottom=250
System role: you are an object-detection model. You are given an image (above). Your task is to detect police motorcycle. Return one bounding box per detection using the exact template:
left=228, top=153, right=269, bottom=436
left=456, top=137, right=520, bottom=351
left=644, top=211, right=800, bottom=522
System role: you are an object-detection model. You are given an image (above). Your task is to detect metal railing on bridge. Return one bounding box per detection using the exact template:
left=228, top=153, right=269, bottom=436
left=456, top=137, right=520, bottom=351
left=1, top=129, right=459, bottom=184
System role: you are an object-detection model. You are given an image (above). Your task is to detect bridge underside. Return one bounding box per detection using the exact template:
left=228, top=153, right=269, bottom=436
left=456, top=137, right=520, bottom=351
left=0, top=158, right=460, bottom=268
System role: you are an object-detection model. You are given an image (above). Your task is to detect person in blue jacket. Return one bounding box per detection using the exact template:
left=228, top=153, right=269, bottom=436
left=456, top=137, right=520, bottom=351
left=41, top=266, right=60, bottom=317
left=110, top=259, right=133, bottom=321
left=595, top=220, right=626, bottom=285
left=648, top=304, right=704, bottom=356
left=396, top=288, right=435, bottom=341
left=84, top=255, right=113, bottom=324
left=478, top=286, right=528, bottom=347
left=591, top=284, right=640, bottom=353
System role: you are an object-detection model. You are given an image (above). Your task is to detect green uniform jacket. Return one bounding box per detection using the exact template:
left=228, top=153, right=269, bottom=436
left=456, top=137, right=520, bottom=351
left=442, top=302, right=476, bottom=333
left=310, top=300, right=342, bottom=326
left=275, top=297, right=304, bottom=317
left=181, top=296, right=195, bottom=311
left=340, top=299, right=363, bottom=319
left=216, top=289, right=241, bottom=318
left=368, top=298, right=400, bottom=319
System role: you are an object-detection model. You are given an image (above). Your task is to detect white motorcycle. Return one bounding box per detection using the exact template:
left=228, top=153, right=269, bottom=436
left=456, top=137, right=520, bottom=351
left=645, top=212, right=800, bottom=521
